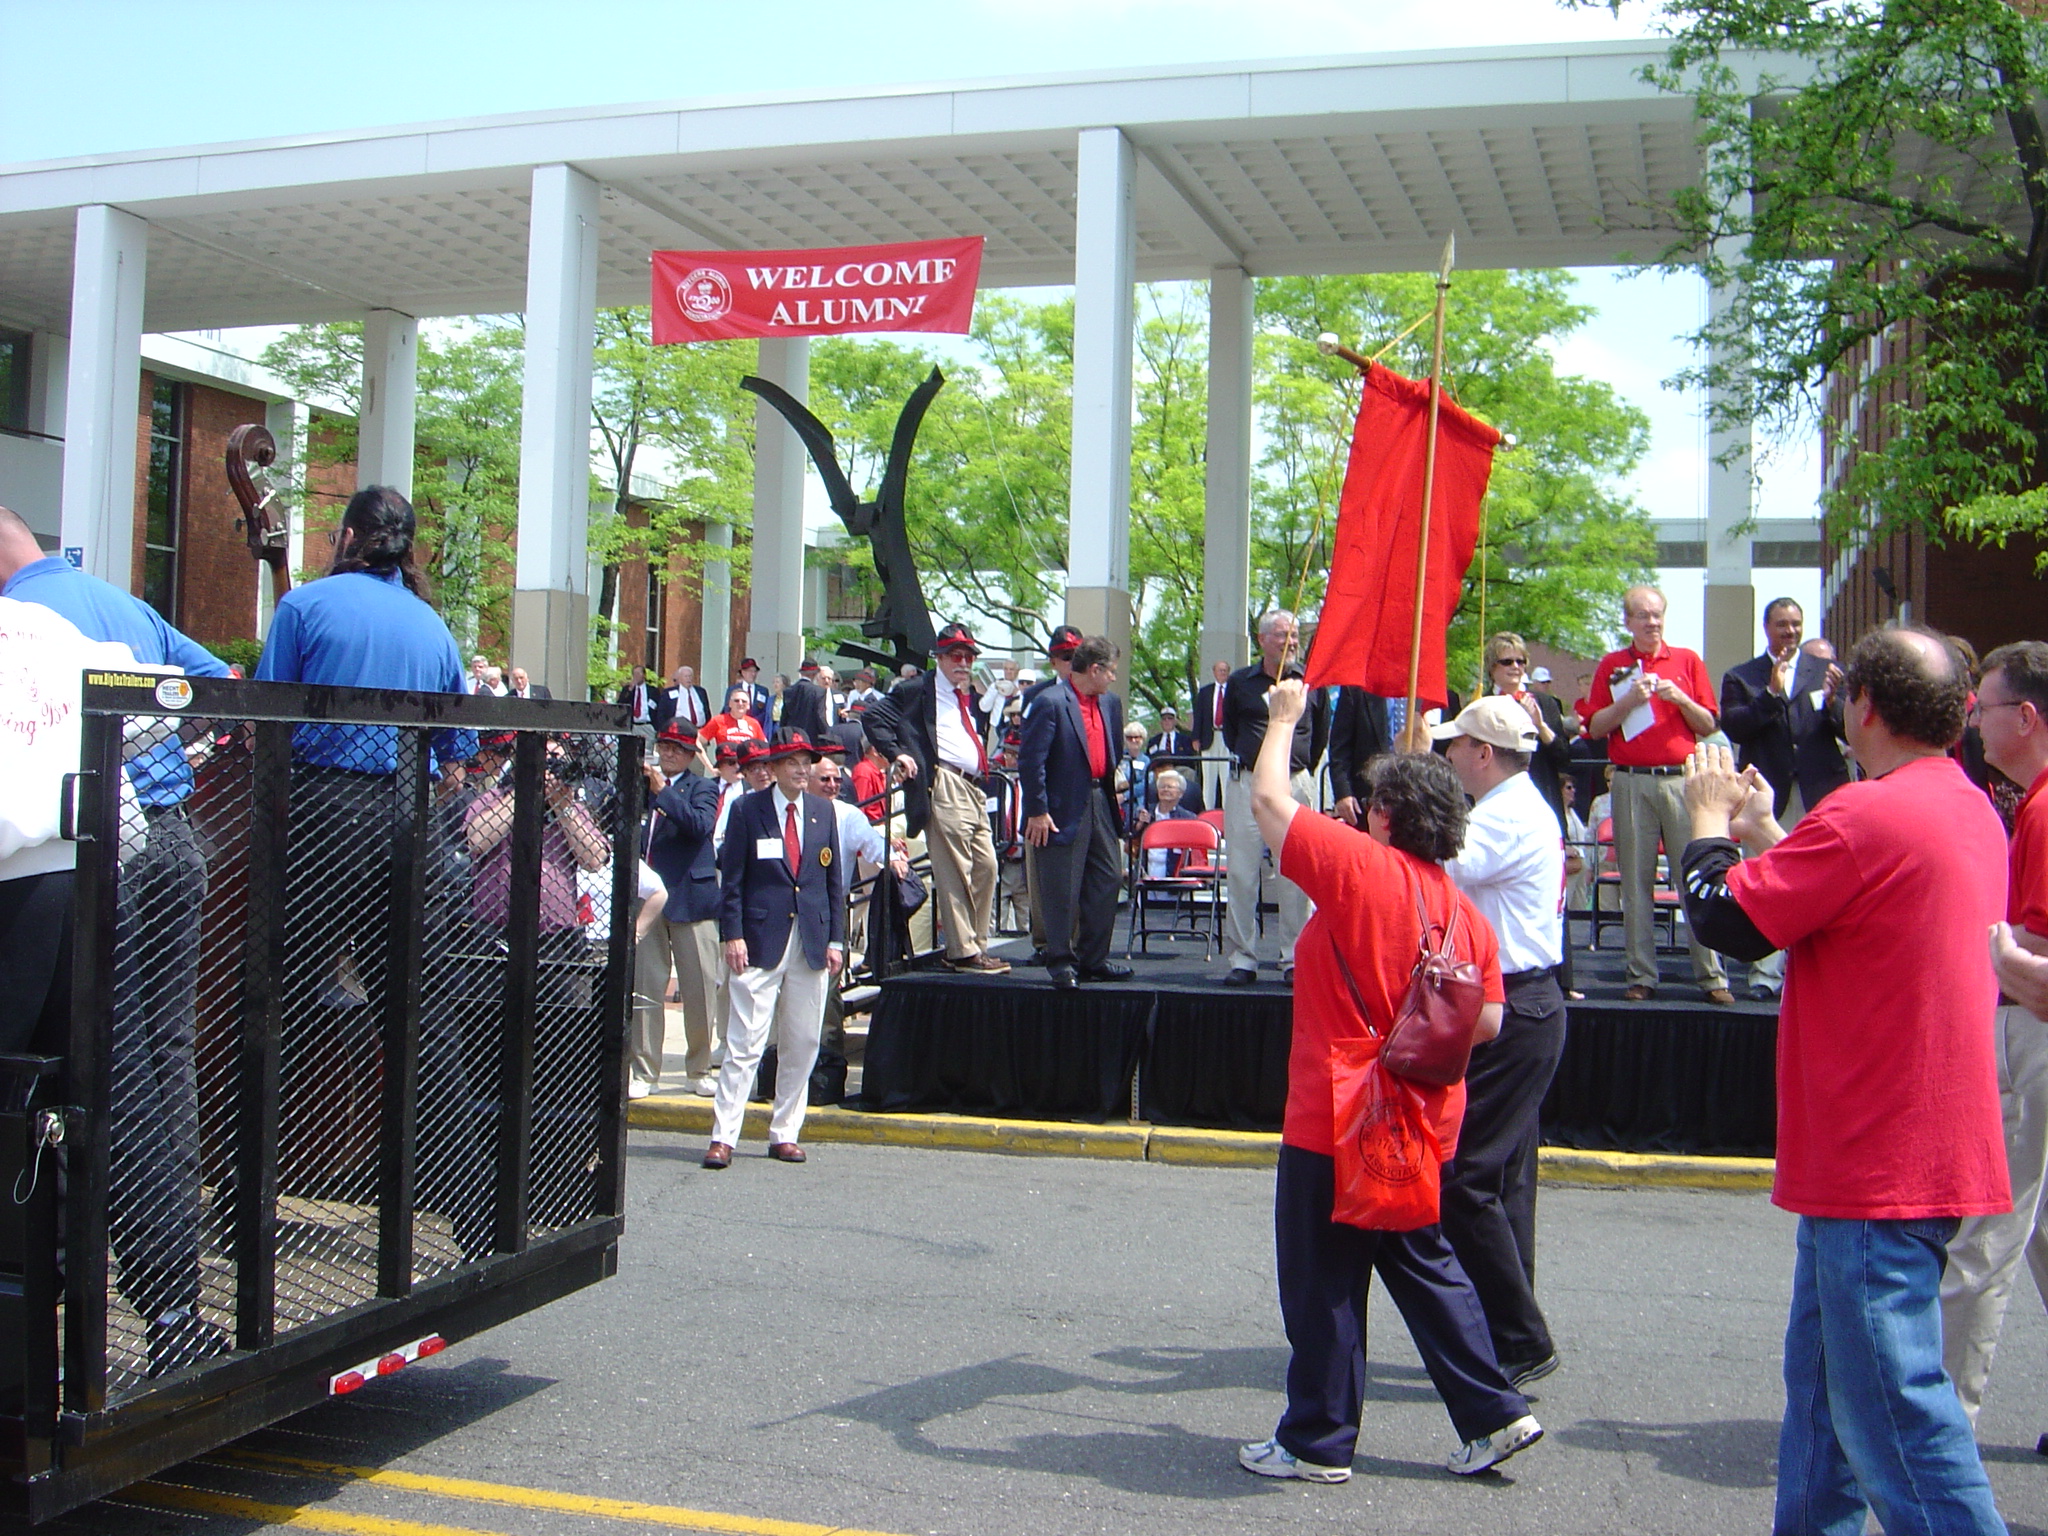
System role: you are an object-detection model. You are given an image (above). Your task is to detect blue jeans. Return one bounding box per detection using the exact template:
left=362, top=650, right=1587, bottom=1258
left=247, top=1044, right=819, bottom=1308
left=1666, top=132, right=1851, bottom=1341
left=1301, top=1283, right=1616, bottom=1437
left=1775, top=1216, right=2006, bottom=1536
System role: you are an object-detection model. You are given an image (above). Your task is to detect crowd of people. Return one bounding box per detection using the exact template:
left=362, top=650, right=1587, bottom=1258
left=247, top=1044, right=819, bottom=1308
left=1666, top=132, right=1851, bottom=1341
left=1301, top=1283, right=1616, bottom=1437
left=9, top=478, right=2048, bottom=1522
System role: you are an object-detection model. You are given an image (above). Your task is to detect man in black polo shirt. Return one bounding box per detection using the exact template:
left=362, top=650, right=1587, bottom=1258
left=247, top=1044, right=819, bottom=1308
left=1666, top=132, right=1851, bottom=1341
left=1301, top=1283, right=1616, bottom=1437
left=1221, top=610, right=1327, bottom=985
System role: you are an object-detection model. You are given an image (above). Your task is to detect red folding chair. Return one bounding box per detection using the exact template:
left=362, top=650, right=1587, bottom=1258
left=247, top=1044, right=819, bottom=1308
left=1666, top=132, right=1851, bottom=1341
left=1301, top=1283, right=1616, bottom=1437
left=1128, top=818, right=1224, bottom=958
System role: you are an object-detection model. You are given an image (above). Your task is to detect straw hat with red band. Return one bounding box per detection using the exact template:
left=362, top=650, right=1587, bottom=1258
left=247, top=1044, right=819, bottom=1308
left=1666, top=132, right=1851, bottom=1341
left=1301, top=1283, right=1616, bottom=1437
left=934, top=622, right=980, bottom=657
left=763, top=728, right=843, bottom=763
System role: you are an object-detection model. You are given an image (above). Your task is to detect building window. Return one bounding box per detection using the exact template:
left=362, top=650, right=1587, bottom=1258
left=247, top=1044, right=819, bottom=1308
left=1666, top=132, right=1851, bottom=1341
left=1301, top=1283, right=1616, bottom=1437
left=144, top=380, right=185, bottom=620
left=644, top=565, right=665, bottom=671
left=824, top=562, right=871, bottom=622
left=0, top=329, right=29, bottom=434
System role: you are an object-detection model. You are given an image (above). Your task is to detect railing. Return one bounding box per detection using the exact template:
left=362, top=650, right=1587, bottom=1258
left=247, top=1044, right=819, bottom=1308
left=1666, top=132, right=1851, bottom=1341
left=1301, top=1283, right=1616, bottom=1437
left=0, top=676, right=640, bottom=1520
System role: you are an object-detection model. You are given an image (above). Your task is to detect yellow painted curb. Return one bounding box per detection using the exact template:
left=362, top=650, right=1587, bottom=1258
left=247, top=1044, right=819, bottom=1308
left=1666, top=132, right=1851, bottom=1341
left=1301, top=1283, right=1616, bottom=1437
left=1537, top=1146, right=1775, bottom=1192
left=628, top=1096, right=1775, bottom=1188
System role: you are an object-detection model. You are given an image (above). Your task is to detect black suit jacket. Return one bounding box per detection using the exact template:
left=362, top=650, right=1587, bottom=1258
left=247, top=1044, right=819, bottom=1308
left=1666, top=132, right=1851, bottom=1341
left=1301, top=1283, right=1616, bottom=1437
left=781, top=677, right=831, bottom=741
left=862, top=671, right=992, bottom=837
left=645, top=771, right=722, bottom=924
left=717, top=786, right=845, bottom=969
left=1327, top=688, right=1391, bottom=803
left=1148, top=728, right=1196, bottom=762
left=1721, top=653, right=1852, bottom=816
left=509, top=683, right=553, bottom=700
left=662, top=684, right=710, bottom=732
left=1019, top=680, right=1126, bottom=846
left=737, top=680, right=773, bottom=732
left=1193, top=681, right=1226, bottom=750
left=616, top=681, right=657, bottom=724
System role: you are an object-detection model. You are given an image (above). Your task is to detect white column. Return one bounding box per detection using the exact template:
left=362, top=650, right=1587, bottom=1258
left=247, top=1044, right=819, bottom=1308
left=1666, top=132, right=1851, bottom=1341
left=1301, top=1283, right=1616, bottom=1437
left=59, top=204, right=147, bottom=588
left=700, top=518, right=733, bottom=684
left=1201, top=264, right=1254, bottom=674
left=744, top=337, right=809, bottom=679
left=512, top=164, right=600, bottom=700
left=1703, top=211, right=1754, bottom=683
left=357, top=308, right=418, bottom=496
left=1066, top=126, right=1137, bottom=657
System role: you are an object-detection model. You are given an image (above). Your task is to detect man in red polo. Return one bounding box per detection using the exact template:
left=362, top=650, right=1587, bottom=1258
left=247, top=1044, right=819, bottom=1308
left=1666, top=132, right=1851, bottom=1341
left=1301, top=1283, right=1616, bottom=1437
left=1584, top=584, right=1732, bottom=1003
left=1944, top=639, right=2048, bottom=1428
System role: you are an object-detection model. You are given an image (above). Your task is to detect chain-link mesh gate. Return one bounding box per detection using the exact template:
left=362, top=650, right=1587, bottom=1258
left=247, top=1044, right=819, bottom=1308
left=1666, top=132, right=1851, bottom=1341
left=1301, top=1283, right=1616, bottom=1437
left=0, top=676, right=634, bottom=1519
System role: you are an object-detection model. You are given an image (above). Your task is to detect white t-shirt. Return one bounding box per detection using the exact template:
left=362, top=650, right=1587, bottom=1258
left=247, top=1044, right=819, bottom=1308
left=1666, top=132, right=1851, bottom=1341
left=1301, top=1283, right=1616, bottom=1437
left=1445, top=770, right=1566, bottom=974
left=0, top=598, right=143, bottom=881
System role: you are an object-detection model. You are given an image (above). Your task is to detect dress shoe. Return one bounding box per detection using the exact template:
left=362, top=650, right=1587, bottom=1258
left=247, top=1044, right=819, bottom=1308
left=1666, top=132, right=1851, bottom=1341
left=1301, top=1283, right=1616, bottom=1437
left=768, top=1141, right=807, bottom=1163
left=1222, top=967, right=1258, bottom=987
left=701, top=1141, right=733, bottom=1170
left=1049, top=963, right=1080, bottom=991
left=1622, top=984, right=1657, bottom=1002
left=1027, top=948, right=1049, bottom=967
left=949, top=953, right=1013, bottom=974
left=1701, top=988, right=1736, bottom=1006
left=1749, top=984, right=1779, bottom=1003
left=1079, top=962, right=1133, bottom=982
left=1279, top=964, right=1295, bottom=986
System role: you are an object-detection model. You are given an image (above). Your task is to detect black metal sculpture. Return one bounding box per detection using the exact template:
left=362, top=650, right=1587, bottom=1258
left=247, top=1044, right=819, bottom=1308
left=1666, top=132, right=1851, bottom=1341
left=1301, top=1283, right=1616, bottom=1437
left=739, top=367, right=944, bottom=671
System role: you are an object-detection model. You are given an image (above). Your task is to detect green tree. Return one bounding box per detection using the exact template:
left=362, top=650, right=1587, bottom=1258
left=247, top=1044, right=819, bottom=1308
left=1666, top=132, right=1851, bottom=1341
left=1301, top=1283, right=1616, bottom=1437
left=1604, top=0, right=2048, bottom=563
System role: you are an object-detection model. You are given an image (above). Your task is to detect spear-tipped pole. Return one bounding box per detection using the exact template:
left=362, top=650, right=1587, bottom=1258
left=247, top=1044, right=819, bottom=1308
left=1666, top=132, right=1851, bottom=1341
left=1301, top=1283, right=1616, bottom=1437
left=1403, top=234, right=1456, bottom=745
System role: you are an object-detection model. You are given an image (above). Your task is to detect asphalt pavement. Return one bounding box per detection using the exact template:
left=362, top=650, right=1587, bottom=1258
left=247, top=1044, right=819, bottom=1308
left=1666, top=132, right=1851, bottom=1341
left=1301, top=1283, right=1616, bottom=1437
left=47, top=1135, right=2048, bottom=1536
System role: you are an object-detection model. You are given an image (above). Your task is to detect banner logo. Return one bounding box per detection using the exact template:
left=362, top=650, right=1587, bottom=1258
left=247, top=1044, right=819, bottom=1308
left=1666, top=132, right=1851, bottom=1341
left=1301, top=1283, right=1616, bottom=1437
left=676, top=267, right=732, bottom=324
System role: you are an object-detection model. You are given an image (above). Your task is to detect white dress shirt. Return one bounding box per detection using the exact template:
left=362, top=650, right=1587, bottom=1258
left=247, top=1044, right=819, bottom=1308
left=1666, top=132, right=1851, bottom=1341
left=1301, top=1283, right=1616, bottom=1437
left=1445, top=770, right=1565, bottom=974
left=675, top=687, right=705, bottom=728
left=830, top=796, right=886, bottom=871
left=712, top=777, right=746, bottom=853
left=932, top=671, right=985, bottom=776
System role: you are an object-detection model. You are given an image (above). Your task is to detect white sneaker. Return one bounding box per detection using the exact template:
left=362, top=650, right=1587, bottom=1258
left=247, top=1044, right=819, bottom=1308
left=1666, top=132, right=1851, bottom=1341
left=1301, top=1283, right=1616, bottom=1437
left=1237, top=1438, right=1350, bottom=1483
left=690, top=1074, right=718, bottom=1097
left=627, top=1080, right=653, bottom=1100
left=1446, top=1414, right=1542, bottom=1475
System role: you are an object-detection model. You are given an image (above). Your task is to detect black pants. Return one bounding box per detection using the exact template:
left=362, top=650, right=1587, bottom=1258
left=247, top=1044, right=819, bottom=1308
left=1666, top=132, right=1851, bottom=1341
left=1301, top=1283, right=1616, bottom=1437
left=1439, top=967, right=1567, bottom=1367
left=0, top=870, right=74, bottom=1062
left=1274, top=1143, right=1526, bottom=1463
left=108, top=809, right=208, bottom=1323
left=1032, top=791, right=1123, bottom=969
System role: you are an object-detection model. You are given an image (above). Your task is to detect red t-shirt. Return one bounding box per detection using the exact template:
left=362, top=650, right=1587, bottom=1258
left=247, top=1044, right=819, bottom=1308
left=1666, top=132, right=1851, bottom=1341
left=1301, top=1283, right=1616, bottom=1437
left=1587, top=642, right=1716, bottom=767
left=704, top=712, right=766, bottom=746
left=1076, top=692, right=1110, bottom=779
left=2011, top=765, right=2048, bottom=937
left=1278, top=810, right=1505, bottom=1159
left=851, top=758, right=888, bottom=824
left=1727, top=755, right=2011, bottom=1220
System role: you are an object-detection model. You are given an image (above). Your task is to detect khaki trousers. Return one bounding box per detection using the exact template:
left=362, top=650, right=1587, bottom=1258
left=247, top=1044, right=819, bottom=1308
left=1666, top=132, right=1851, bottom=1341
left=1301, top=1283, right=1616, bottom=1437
left=926, top=765, right=997, bottom=960
left=1611, top=767, right=1726, bottom=991
left=1943, top=1004, right=2048, bottom=1426
left=1223, top=766, right=1312, bottom=973
left=711, top=928, right=828, bottom=1146
left=664, top=917, right=722, bottom=1078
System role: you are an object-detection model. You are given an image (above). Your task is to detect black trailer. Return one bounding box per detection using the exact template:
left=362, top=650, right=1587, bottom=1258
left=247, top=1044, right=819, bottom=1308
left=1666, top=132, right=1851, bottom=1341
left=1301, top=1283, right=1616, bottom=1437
left=0, top=675, right=641, bottom=1521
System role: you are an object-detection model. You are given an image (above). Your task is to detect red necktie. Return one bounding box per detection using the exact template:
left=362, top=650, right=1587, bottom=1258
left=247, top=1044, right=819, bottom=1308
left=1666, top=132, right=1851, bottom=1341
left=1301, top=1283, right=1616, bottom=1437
left=956, top=690, right=987, bottom=775
left=784, top=800, right=801, bottom=879
left=1214, top=688, right=1224, bottom=729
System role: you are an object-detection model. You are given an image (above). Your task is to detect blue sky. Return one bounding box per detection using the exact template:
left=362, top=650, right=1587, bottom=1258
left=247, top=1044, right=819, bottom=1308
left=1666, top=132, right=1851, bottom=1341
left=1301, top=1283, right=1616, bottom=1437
left=4, top=0, right=1821, bottom=649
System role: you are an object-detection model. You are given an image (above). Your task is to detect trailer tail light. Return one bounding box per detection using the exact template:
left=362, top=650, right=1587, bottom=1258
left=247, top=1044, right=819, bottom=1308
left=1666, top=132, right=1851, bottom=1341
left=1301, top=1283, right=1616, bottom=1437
left=327, top=1334, right=451, bottom=1396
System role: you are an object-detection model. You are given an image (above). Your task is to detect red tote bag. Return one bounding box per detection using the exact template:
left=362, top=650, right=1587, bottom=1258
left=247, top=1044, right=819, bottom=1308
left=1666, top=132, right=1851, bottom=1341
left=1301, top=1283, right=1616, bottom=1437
left=1329, top=1034, right=1443, bottom=1232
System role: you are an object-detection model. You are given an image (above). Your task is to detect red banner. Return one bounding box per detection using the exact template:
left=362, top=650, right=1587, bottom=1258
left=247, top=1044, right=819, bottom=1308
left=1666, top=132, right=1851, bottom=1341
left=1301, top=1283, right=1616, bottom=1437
left=1306, top=363, right=1501, bottom=709
left=651, top=238, right=984, bottom=343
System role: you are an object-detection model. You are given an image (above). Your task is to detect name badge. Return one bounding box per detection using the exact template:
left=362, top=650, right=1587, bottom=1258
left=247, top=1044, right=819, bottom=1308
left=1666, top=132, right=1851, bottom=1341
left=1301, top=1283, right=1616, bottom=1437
left=755, top=837, right=784, bottom=860
left=1809, top=689, right=1825, bottom=710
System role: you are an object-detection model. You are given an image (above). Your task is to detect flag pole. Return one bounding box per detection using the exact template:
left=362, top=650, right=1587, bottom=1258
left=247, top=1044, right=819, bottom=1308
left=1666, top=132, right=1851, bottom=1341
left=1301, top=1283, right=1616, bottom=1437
left=1403, top=234, right=1455, bottom=745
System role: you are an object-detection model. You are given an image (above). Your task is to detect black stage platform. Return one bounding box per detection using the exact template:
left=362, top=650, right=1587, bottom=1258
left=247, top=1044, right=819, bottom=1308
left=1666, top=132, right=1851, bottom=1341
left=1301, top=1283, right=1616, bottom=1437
left=858, top=919, right=1777, bottom=1157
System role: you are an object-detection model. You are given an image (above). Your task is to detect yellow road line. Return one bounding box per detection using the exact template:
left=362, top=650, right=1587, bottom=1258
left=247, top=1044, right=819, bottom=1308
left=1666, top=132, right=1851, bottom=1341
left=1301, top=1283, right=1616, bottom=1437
left=124, top=1480, right=509, bottom=1536
left=202, top=1448, right=917, bottom=1536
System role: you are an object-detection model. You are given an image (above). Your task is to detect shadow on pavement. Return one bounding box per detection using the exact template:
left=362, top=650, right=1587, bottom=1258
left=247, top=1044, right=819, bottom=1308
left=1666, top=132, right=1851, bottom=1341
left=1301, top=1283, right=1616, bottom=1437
left=1553, top=1415, right=1778, bottom=1488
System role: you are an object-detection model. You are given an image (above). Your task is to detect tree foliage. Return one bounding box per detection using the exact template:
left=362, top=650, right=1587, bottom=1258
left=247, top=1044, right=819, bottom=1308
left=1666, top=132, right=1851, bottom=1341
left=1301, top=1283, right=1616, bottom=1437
left=1606, top=0, right=2048, bottom=549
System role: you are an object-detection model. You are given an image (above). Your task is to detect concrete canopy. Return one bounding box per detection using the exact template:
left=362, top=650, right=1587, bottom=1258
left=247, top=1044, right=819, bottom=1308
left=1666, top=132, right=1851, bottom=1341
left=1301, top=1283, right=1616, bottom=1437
left=0, top=41, right=1713, bottom=333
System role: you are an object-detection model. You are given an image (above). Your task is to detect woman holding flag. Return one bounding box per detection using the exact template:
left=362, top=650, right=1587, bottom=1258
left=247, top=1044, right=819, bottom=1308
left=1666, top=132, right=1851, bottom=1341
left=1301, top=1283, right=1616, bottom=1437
left=1234, top=677, right=1541, bottom=1482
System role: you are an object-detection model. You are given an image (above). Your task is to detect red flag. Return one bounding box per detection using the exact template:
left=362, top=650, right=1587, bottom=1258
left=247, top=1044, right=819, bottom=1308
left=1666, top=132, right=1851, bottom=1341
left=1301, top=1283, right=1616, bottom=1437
left=651, top=238, right=983, bottom=343
left=1306, top=363, right=1501, bottom=709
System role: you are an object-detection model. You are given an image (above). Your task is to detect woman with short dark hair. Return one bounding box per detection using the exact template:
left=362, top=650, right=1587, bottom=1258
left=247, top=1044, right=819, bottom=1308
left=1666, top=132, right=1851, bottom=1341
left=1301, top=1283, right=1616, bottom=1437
left=1235, top=679, right=1541, bottom=1482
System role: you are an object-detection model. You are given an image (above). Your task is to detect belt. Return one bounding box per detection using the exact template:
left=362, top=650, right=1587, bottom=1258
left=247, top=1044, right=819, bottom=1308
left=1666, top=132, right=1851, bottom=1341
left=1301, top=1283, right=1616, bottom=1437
left=1503, top=964, right=1558, bottom=984
left=937, top=762, right=985, bottom=790
left=1616, top=764, right=1685, bottom=777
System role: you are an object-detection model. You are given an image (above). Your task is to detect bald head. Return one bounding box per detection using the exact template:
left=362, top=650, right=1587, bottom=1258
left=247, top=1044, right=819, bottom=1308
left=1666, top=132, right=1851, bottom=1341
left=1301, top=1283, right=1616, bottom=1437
left=1843, top=625, right=1969, bottom=752
left=0, top=505, right=44, bottom=582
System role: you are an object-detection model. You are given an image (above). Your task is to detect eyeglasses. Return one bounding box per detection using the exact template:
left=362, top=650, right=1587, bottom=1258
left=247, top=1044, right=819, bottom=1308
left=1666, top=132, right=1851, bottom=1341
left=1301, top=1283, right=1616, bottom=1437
left=1969, top=699, right=2027, bottom=722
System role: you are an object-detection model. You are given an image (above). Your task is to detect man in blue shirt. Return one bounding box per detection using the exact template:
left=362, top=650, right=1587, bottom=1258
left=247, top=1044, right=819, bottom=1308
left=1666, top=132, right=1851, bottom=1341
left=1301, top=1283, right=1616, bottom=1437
left=0, top=504, right=231, bottom=1377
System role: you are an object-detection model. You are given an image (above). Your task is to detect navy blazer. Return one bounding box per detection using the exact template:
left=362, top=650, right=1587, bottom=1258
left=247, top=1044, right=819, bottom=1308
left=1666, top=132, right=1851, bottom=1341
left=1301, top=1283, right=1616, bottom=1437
left=862, top=670, right=993, bottom=837
left=1019, top=680, right=1126, bottom=846
left=645, top=771, right=722, bottom=925
left=1720, top=652, right=1852, bottom=816
left=717, top=785, right=846, bottom=969
left=781, top=677, right=832, bottom=741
